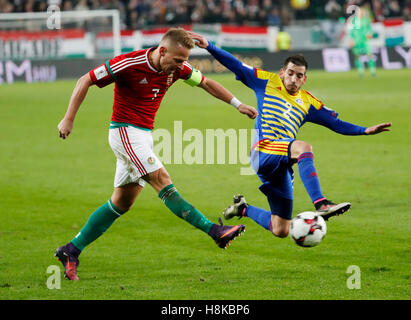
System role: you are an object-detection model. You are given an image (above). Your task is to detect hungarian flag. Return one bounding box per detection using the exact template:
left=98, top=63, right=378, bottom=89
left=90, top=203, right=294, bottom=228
left=96, top=30, right=135, bottom=55
left=384, top=19, right=404, bottom=47
left=220, top=25, right=268, bottom=51
left=0, top=29, right=89, bottom=59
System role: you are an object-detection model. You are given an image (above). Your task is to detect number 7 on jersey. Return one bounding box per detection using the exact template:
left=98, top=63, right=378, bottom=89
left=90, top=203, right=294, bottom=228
left=152, top=88, right=160, bottom=100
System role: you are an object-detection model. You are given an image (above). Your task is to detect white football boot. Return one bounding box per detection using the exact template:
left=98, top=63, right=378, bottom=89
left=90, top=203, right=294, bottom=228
left=223, top=194, right=248, bottom=220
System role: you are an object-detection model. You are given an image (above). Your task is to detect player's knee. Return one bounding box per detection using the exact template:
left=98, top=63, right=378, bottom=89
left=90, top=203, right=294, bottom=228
left=111, top=184, right=142, bottom=213
left=145, top=168, right=173, bottom=193
left=119, top=204, right=132, bottom=213
left=269, top=212, right=291, bottom=238
left=271, top=225, right=289, bottom=238
left=113, top=196, right=136, bottom=213
left=272, top=229, right=289, bottom=238
left=292, top=141, right=313, bottom=160
left=300, top=141, right=313, bottom=154
left=157, top=169, right=172, bottom=187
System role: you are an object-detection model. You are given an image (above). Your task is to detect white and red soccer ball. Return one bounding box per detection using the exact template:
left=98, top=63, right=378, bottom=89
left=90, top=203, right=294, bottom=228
left=290, top=211, right=327, bottom=247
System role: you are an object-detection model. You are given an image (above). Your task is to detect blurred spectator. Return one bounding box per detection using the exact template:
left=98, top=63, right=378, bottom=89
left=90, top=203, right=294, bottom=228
left=280, top=5, right=292, bottom=26
left=258, top=8, right=268, bottom=26
left=0, top=0, right=14, bottom=13
left=322, top=0, right=344, bottom=44
left=63, top=0, right=72, bottom=11
left=204, top=4, right=228, bottom=24
left=386, top=0, right=401, bottom=18
left=190, top=2, right=206, bottom=23
left=371, top=0, right=385, bottom=21
left=325, top=0, right=342, bottom=20
left=404, top=6, right=411, bottom=21
left=245, top=0, right=259, bottom=24
left=173, top=5, right=191, bottom=24
left=232, top=0, right=247, bottom=25
left=404, top=0, right=411, bottom=20
left=128, top=0, right=152, bottom=28
left=75, top=0, right=88, bottom=10
left=267, top=7, right=282, bottom=26
left=24, top=0, right=34, bottom=12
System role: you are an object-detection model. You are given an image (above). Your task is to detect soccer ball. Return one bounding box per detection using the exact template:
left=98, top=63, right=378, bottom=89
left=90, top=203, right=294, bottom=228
left=290, top=211, right=327, bottom=247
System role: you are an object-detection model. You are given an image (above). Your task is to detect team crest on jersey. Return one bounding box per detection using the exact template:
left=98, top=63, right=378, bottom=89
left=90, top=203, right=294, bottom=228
left=147, top=156, right=155, bottom=165
left=296, top=98, right=303, bottom=105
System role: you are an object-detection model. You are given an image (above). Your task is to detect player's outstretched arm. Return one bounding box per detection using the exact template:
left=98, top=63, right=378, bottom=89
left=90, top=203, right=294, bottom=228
left=306, top=105, right=392, bottom=136
left=58, top=73, right=93, bottom=139
left=364, top=122, right=392, bottom=135
left=188, top=31, right=256, bottom=87
left=189, top=31, right=243, bottom=71
left=198, top=77, right=258, bottom=119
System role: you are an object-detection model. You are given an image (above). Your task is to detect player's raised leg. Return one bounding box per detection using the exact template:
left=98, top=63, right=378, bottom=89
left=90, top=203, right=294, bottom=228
left=290, top=140, right=351, bottom=220
left=55, top=183, right=143, bottom=280
left=222, top=139, right=293, bottom=237
left=223, top=193, right=291, bottom=238
left=145, top=167, right=245, bottom=249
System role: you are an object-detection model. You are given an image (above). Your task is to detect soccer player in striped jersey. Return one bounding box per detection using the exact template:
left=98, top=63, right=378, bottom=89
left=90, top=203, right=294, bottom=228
left=55, top=28, right=258, bottom=280
left=189, top=31, right=391, bottom=239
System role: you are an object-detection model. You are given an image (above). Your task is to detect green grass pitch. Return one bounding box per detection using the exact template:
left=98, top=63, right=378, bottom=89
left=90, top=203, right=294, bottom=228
left=0, top=68, right=410, bottom=300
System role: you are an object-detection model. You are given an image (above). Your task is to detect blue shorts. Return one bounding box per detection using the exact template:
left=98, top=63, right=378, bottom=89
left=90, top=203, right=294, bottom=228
left=250, top=138, right=295, bottom=220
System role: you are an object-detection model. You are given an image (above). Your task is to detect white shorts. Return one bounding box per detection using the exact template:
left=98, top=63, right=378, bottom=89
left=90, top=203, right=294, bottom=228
left=109, top=126, right=163, bottom=188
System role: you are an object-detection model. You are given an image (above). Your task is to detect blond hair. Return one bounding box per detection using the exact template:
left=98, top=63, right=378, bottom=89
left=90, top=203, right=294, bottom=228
left=161, top=28, right=194, bottom=49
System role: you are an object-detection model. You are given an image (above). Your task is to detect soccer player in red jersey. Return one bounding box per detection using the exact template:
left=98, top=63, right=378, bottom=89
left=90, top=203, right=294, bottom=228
left=55, top=28, right=258, bottom=280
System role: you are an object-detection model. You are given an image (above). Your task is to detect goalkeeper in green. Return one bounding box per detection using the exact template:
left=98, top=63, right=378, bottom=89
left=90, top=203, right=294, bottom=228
left=349, top=6, right=377, bottom=77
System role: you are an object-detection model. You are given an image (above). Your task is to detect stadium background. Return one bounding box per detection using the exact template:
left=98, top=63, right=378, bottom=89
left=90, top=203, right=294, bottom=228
left=1, top=0, right=411, bottom=82
left=1, top=0, right=410, bottom=302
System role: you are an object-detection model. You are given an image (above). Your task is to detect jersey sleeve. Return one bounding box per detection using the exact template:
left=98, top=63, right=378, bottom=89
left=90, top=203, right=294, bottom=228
left=305, top=105, right=366, bottom=135
left=180, top=62, right=204, bottom=87
left=89, top=62, right=114, bottom=88
left=206, top=42, right=260, bottom=89
left=303, top=89, right=366, bottom=135
left=88, top=53, right=136, bottom=88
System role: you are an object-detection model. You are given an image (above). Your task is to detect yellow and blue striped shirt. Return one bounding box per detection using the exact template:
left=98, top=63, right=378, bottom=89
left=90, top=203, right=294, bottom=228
left=205, top=42, right=367, bottom=152
left=255, top=70, right=323, bottom=141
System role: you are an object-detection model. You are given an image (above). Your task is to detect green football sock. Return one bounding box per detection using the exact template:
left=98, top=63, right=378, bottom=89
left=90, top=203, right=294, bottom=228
left=368, top=58, right=377, bottom=77
left=71, top=199, right=126, bottom=251
left=355, top=57, right=365, bottom=77
left=159, top=184, right=213, bottom=234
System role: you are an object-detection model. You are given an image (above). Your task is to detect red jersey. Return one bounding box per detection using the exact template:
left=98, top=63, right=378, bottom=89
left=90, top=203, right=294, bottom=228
left=89, top=48, right=203, bottom=130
